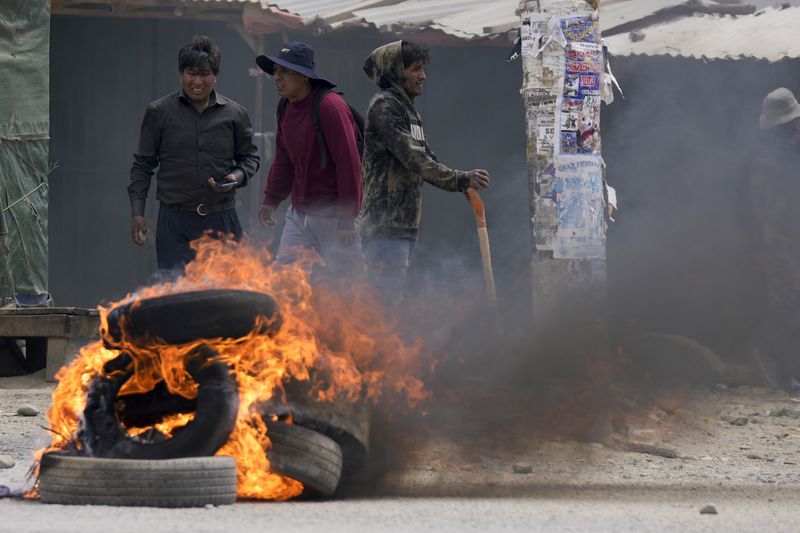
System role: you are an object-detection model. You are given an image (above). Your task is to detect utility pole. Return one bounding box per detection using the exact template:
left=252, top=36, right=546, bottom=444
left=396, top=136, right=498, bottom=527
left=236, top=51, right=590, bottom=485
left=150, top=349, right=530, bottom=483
left=517, top=0, right=608, bottom=335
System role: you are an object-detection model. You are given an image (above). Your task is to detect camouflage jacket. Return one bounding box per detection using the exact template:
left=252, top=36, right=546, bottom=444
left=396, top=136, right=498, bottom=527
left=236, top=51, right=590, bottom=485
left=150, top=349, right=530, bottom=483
left=359, top=41, right=469, bottom=239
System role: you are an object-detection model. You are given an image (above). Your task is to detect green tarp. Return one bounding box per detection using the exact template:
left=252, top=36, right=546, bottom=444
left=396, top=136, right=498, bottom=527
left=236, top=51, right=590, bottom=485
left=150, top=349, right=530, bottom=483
left=0, top=1, right=50, bottom=301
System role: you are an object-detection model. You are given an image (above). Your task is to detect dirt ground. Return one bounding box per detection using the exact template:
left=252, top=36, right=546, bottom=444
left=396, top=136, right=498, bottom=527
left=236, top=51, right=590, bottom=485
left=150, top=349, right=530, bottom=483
left=369, top=384, right=800, bottom=493
left=2, top=370, right=800, bottom=531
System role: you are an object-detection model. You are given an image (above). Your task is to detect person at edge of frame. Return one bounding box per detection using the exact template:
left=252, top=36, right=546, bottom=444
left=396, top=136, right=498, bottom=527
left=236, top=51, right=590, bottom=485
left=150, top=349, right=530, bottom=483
left=745, top=87, right=800, bottom=391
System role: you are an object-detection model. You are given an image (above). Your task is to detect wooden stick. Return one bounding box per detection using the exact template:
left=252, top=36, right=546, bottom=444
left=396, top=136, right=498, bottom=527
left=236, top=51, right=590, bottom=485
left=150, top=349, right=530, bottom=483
left=465, top=188, right=500, bottom=323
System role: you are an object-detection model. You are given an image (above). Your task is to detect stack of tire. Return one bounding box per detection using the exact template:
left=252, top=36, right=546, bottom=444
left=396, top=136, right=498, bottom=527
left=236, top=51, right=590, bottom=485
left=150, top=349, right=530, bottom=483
left=38, top=290, right=370, bottom=507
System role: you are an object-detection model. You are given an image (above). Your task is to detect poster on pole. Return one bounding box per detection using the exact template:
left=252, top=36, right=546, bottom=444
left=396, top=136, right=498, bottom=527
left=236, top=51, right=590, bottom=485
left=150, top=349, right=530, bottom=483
left=556, top=14, right=603, bottom=157
left=536, top=115, right=555, bottom=154
left=552, top=156, right=606, bottom=259
left=560, top=15, right=600, bottom=44
left=520, top=12, right=550, bottom=58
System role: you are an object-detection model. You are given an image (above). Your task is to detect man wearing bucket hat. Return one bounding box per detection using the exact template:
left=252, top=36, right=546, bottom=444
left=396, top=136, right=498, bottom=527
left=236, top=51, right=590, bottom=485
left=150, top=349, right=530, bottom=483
left=747, top=87, right=800, bottom=390
left=256, top=42, right=362, bottom=274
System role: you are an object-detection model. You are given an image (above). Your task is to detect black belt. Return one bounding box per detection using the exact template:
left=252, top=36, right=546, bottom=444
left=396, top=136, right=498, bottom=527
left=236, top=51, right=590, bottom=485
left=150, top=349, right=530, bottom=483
left=168, top=199, right=235, bottom=216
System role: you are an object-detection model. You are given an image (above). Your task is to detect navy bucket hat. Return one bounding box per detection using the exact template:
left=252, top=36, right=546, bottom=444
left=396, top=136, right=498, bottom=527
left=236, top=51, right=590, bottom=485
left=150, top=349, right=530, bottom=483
left=256, top=42, right=335, bottom=87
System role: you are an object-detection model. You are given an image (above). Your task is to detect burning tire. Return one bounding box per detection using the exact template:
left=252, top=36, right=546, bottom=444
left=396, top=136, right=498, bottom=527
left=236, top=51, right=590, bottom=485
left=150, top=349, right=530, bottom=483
left=267, top=422, right=343, bottom=497
left=105, top=289, right=280, bottom=346
left=261, top=378, right=370, bottom=479
left=38, top=454, right=237, bottom=507
left=79, top=347, right=239, bottom=460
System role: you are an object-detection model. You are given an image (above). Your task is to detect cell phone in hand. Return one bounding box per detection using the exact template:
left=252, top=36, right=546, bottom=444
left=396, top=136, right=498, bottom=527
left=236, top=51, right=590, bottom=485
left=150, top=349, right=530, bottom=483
left=216, top=179, right=237, bottom=190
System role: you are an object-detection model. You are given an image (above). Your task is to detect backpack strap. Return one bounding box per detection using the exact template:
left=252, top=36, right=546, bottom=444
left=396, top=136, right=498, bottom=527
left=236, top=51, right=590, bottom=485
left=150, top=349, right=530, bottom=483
left=282, top=89, right=347, bottom=170
left=276, top=98, right=288, bottom=123
left=312, top=88, right=339, bottom=169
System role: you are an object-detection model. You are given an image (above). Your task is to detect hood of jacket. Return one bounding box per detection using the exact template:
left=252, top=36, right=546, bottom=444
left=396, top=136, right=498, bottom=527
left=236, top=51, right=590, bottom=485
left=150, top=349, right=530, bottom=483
left=363, top=40, right=415, bottom=108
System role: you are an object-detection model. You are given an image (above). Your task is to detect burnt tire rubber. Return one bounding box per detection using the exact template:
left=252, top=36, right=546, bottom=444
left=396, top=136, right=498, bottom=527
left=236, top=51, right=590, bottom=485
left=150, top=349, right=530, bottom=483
left=38, top=454, right=237, bottom=507
left=105, top=289, right=280, bottom=346
left=260, top=377, right=370, bottom=478
left=115, top=379, right=198, bottom=429
left=267, top=422, right=343, bottom=498
left=80, top=347, right=239, bottom=460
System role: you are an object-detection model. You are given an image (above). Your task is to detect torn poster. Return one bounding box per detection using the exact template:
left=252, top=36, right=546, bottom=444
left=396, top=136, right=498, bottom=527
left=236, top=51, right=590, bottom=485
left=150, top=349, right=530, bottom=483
left=533, top=197, right=559, bottom=250
left=533, top=162, right=558, bottom=251
left=552, top=155, right=606, bottom=259
left=520, top=12, right=550, bottom=58
left=536, top=116, right=555, bottom=154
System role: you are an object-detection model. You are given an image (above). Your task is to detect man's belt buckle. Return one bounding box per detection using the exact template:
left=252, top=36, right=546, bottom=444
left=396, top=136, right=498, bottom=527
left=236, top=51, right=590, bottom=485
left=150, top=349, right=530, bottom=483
left=196, top=203, right=209, bottom=216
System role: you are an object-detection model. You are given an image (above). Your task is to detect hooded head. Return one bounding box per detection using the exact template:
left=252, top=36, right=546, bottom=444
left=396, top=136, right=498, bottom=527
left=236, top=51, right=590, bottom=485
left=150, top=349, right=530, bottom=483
left=363, top=40, right=430, bottom=105
left=760, top=87, right=800, bottom=130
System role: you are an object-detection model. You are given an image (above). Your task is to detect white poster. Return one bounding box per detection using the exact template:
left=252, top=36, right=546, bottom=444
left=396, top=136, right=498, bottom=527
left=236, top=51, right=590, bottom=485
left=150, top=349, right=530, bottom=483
left=536, top=116, right=555, bottom=154
left=552, top=155, right=606, bottom=259
left=520, top=12, right=550, bottom=58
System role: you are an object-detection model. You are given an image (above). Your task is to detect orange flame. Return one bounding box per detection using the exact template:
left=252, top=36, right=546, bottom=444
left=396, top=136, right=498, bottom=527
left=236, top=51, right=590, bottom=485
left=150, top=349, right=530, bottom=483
left=41, top=235, right=430, bottom=500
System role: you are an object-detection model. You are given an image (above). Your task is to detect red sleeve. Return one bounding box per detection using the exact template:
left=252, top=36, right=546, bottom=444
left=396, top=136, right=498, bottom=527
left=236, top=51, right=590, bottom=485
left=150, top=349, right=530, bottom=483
left=318, top=93, right=362, bottom=224
left=263, top=112, right=294, bottom=207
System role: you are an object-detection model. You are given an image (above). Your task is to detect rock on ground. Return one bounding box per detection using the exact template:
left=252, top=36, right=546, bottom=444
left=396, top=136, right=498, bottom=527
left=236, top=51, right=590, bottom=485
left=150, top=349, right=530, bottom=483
left=15, top=405, right=39, bottom=417
left=700, top=503, right=719, bottom=515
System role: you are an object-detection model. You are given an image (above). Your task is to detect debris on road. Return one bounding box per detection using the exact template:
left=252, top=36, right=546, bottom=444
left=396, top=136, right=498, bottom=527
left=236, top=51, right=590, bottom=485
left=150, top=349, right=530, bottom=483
left=0, top=455, right=15, bottom=469
left=769, top=407, right=800, bottom=418
left=512, top=464, right=533, bottom=474
left=15, top=404, right=38, bottom=417
left=721, top=415, right=748, bottom=426
left=620, top=442, right=680, bottom=459
left=699, top=503, right=719, bottom=515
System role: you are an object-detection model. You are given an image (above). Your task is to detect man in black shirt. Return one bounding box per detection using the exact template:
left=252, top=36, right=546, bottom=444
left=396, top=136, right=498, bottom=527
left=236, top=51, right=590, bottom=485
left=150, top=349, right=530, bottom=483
left=128, top=36, right=259, bottom=271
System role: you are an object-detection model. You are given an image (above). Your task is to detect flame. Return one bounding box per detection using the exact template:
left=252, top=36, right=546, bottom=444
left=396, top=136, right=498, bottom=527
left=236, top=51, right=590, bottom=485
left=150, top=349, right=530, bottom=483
left=41, top=235, right=429, bottom=500
left=126, top=412, right=195, bottom=438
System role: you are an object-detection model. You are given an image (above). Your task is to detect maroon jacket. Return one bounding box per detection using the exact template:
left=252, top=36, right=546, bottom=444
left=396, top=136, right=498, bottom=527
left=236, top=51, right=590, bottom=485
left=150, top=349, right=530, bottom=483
left=263, top=89, right=362, bottom=227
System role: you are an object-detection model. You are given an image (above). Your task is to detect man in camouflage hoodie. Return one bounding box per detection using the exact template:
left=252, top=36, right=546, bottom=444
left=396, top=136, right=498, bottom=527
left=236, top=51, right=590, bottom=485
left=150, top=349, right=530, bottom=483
left=360, top=41, right=490, bottom=303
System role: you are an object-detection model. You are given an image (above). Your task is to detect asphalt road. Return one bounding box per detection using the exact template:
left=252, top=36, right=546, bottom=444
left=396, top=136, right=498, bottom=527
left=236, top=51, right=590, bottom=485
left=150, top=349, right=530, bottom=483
left=4, top=373, right=800, bottom=532
left=0, top=485, right=797, bottom=533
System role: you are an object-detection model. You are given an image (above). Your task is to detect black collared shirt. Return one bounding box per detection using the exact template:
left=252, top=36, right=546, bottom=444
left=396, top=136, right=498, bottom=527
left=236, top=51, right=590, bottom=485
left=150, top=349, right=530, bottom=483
left=128, top=90, right=260, bottom=216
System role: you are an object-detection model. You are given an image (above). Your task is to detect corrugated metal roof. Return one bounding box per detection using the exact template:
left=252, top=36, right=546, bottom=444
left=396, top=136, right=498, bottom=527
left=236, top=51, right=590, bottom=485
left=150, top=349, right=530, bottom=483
left=189, top=0, right=782, bottom=54
left=604, top=6, right=800, bottom=61
left=600, top=0, right=694, bottom=33
left=249, top=0, right=743, bottom=41
left=265, top=0, right=365, bottom=18
left=424, top=0, right=709, bottom=39
left=427, top=0, right=518, bottom=40
left=407, top=0, right=727, bottom=41
left=351, top=0, right=487, bottom=32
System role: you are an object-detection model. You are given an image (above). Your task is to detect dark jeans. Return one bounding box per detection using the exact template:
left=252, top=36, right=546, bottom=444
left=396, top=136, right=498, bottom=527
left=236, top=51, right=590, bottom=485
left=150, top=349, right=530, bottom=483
left=361, top=234, right=415, bottom=306
left=156, top=203, right=242, bottom=272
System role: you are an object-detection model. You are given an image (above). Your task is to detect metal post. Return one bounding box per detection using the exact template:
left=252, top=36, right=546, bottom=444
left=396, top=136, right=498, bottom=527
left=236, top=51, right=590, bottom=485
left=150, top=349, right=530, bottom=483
left=517, top=0, right=607, bottom=333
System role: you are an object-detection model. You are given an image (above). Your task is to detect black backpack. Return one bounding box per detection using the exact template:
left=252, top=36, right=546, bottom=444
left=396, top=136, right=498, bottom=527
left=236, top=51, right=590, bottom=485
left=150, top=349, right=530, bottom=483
left=277, top=88, right=365, bottom=169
